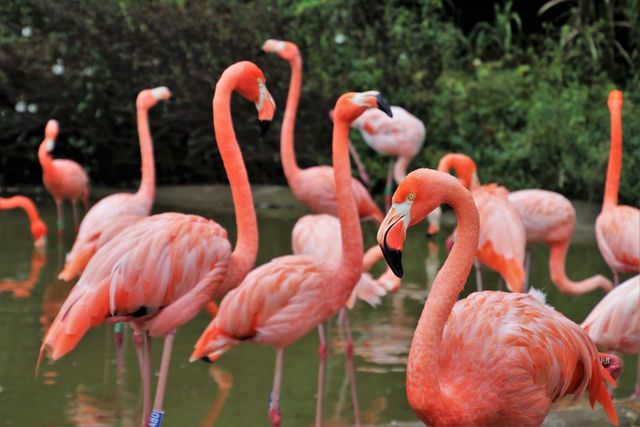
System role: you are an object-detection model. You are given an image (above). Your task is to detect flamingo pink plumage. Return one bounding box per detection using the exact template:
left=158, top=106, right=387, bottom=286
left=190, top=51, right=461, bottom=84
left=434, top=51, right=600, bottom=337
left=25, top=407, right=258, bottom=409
left=377, top=168, right=618, bottom=426
left=262, top=39, right=384, bottom=223
left=0, top=196, right=48, bottom=247
left=508, top=189, right=613, bottom=294
left=582, top=275, right=640, bottom=397
left=38, top=119, right=89, bottom=233
left=39, top=61, right=275, bottom=425
left=191, top=91, right=393, bottom=427
left=438, top=153, right=526, bottom=292
left=58, top=87, right=171, bottom=281
left=595, top=90, right=640, bottom=285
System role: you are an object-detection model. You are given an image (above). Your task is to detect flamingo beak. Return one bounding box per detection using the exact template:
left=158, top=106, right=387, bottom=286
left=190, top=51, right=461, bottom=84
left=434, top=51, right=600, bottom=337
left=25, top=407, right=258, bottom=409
left=377, top=206, right=408, bottom=277
left=256, top=82, right=276, bottom=138
left=375, top=94, right=392, bottom=118
left=34, top=235, right=47, bottom=249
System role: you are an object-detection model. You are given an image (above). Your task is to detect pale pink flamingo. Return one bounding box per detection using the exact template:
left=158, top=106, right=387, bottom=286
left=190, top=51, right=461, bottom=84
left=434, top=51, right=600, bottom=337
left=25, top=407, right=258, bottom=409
left=377, top=168, right=618, bottom=426
left=0, top=195, right=48, bottom=247
left=39, top=61, right=275, bottom=426
left=191, top=91, right=393, bottom=427
left=438, top=153, right=526, bottom=292
left=582, top=275, right=640, bottom=397
left=595, top=90, right=640, bottom=286
left=58, top=87, right=171, bottom=282
left=508, top=189, right=614, bottom=295
left=38, top=119, right=90, bottom=233
left=262, top=39, right=384, bottom=223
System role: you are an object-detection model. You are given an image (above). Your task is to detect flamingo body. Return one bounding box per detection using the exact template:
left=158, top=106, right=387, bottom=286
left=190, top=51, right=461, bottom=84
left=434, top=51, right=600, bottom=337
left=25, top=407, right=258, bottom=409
left=43, top=158, right=89, bottom=204
left=595, top=206, right=640, bottom=274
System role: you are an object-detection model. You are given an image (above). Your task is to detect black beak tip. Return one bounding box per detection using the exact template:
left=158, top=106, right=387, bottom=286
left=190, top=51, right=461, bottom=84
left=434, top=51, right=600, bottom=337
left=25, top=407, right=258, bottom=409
left=200, top=356, right=213, bottom=364
left=380, top=244, right=404, bottom=278
left=259, top=120, right=271, bottom=138
left=375, top=94, right=393, bottom=118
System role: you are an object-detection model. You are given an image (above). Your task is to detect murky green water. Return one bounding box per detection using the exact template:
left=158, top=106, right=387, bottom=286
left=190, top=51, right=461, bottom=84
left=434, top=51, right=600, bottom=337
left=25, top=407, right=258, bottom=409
left=0, top=198, right=637, bottom=426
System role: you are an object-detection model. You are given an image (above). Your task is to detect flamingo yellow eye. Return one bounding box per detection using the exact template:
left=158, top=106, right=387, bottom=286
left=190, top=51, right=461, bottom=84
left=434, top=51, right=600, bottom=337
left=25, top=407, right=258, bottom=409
left=407, top=193, right=415, bottom=201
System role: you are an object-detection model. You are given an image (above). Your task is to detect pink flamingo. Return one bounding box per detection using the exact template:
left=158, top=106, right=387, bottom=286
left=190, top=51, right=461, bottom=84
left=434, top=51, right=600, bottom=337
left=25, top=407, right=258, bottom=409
left=191, top=91, right=393, bottom=427
left=595, top=90, right=640, bottom=285
left=39, top=61, right=275, bottom=426
left=377, top=168, right=618, bottom=426
left=582, top=275, right=640, bottom=397
left=0, top=196, right=48, bottom=247
left=38, top=119, right=90, bottom=233
left=262, top=39, right=384, bottom=223
left=508, top=189, right=613, bottom=294
left=438, top=153, right=526, bottom=292
left=58, top=87, right=171, bottom=282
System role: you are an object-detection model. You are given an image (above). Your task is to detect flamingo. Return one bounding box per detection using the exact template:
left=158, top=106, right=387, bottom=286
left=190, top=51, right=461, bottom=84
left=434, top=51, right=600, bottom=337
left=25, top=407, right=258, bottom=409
left=261, top=39, right=384, bottom=223
left=438, top=153, right=526, bottom=292
left=38, top=119, right=90, bottom=233
left=582, top=275, right=640, bottom=397
left=191, top=91, right=393, bottom=427
left=377, top=168, right=618, bottom=426
left=508, top=189, right=613, bottom=294
left=58, top=87, right=171, bottom=282
left=39, top=61, right=275, bottom=426
left=595, top=90, right=640, bottom=285
left=0, top=195, right=48, bottom=247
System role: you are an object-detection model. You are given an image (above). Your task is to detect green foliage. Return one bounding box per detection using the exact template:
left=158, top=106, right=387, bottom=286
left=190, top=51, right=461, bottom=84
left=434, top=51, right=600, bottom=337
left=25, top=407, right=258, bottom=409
left=0, top=0, right=637, bottom=204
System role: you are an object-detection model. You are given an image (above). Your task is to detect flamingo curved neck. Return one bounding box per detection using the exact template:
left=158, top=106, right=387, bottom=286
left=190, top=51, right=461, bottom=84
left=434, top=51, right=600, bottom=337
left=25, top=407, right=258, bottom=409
left=407, top=180, right=479, bottom=412
left=549, top=241, right=611, bottom=294
left=213, top=76, right=258, bottom=292
left=0, top=196, right=41, bottom=225
left=38, top=141, right=55, bottom=179
left=331, top=119, right=364, bottom=300
left=603, top=108, right=622, bottom=210
left=135, top=106, right=156, bottom=207
left=280, top=54, right=303, bottom=182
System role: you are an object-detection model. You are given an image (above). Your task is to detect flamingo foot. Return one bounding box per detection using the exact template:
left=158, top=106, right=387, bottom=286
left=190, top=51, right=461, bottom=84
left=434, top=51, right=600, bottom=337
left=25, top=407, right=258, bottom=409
left=345, top=340, right=354, bottom=358
left=268, top=406, right=281, bottom=427
left=318, top=342, right=326, bottom=360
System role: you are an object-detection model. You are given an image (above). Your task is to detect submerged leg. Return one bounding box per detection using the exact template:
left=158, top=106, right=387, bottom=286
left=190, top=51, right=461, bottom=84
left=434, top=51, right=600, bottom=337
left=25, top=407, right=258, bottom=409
left=71, top=200, right=80, bottom=232
left=474, top=260, right=483, bottom=291
left=269, top=348, right=284, bottom=427
left=315, top=324, right=326, bottom=427
left=55, top=200, right=64, bottom=236
left=115, top=322, right=126, bottom=381
left=151, top=330, right=176, bottom=425
left=141, top=332, right=152, bottom=427
left=524, top=248, right=531, bottom=292
left=341, top=308, right=361, bottom=426
left=634, top=354, right=640, bottom=398
left=497, top=277, right=504, bottom=291
left=384, top=159, right=394, bottom=211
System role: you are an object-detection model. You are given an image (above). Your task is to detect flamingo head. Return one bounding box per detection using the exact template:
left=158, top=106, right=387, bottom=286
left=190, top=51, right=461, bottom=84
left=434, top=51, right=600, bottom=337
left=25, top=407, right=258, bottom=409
left=333, top=91, right=392, bottom=124
left=607, top=90, right=623, bottom=112
left=261, top=39, right=300, bottom=62
left=437, top=153, right=479, bottom=190
left=44, top=120, right=59, bottom=150
left=599, top=353, right=623, bottom=381
left=136, top=86, right=172, bottom=110
left=31, top=220, right=48, bottom=248
left=378, top=169, right=459, bottom=277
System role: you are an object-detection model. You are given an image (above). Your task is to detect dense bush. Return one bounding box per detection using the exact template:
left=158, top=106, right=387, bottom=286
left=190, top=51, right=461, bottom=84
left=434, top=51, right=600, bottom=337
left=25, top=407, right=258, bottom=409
left=0, top=0, right=637, bottom=204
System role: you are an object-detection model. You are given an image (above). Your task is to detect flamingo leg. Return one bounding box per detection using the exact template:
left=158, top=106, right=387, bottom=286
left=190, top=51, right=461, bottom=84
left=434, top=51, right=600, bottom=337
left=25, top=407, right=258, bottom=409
left=474, top=260, right=483, bottom=291
left=348, top=144, right=370, bottom=187
left=269, top=348, right=284, bottom=427
left=340, top=308, right=361, bottom=426
left=141, top=332, right=152, bottom=427
left=612, top=270, right=620, bottom=287
left=315, top=324, right=326, bottom=427
left=497, top=277, right=504, bottom=291
left=634, top=354, right=640, bottom=398
left=71, top=200, right=80, bottom=232
left=114, top=322, right=126, bottom=380
left=524, top=248, right=531, bottom=292
left=384, top=159, right=393, bottom=211
left=151, top=329, right=176, bottom=425
left=55, top=199, right=64, bottom=236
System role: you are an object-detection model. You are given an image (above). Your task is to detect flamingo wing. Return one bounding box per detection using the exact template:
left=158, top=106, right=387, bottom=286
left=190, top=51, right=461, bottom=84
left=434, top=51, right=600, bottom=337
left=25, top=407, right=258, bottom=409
left=596, top=205, right=640, bottom=273
left=291, top=214, right=340, bottom=262
left=473, top=185, right=526, bottom=292
left=51, top=159, right=89, bottom=197
left=508, top=189, right=575, bottom=244
left=581, top=275, right=640, bottom=353
left=41, top=213, right=230, bottom=361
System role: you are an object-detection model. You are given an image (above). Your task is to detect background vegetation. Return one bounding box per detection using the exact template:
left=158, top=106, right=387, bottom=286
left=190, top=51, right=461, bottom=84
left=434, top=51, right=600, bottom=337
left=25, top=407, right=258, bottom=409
left=0, top=0, right=638, bottom=204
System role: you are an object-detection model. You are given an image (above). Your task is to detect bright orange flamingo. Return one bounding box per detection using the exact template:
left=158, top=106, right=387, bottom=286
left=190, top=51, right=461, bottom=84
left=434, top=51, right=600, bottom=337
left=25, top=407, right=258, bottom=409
left=262, top=39, right=384, bottom=223
left=191, top=91, right=393, bottom=427
left=0, top=250, right=45, bottom=298
left=508, top=189, right=613, bottom=295
left=377, top=168, right=618, bottom=426
left=58, top=87, right=171, bottom=282
left=437, top=153, right=526, bottom=292
left=582, top=275, right=640, bottom=397
left=39, top=61, right=275, bottom=426
left=595, top=90, right=640, bottom=285
left=38, top=119, right=90, bottom=233
left=0, top=195, right=48, bottom=247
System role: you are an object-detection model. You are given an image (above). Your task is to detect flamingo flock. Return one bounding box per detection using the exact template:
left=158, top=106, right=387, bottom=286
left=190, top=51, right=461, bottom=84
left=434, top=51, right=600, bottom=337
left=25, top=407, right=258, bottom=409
left=1, top=38, right=637, bottom=427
